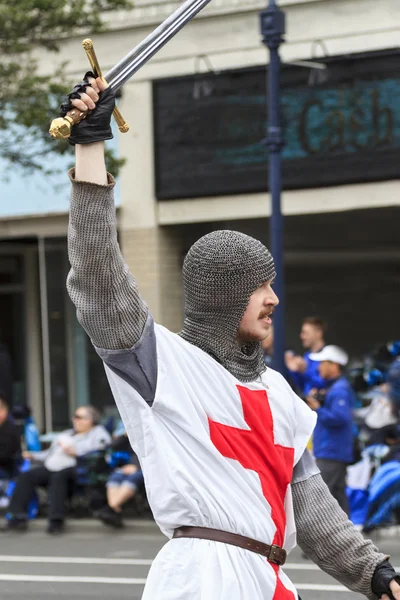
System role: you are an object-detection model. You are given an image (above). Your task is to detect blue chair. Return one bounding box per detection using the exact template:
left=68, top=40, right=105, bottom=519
left=24, top=418, right=41, bottom=452
left=4, top=459, right=39, bottom=520
left=70, top=450, right=111, bottom=515
left=1, top=408, right=41, bottom=520
left=363, top=460, right=400, bottom=531
left=107, top=450, right=132, bottom=469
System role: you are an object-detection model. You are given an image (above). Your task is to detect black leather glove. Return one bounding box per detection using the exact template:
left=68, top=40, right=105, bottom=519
left=372, top=560, right=400, bottom=599
left=59, top=71, right=115, bottom=145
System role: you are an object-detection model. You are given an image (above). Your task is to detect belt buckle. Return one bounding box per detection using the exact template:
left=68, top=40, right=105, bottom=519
left=268, top=544, right=286, bottom=566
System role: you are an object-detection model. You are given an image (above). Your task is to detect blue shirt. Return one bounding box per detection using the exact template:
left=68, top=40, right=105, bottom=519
left=313, top=376, right=355, bottom=464
left=288, top=351, right=326, bottom=396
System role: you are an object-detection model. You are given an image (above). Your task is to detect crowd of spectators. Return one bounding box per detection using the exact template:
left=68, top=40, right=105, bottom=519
left=273, top=316, right=400, bottom=516
left=0, top=317, right=399, bottom=533
left=0, top=398, right=145, bottom=534
left=7, top=405, right=111, bottom=534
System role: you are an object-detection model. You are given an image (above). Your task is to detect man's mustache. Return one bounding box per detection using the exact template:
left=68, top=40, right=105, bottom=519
left=259, top=308, right=274, bottom=319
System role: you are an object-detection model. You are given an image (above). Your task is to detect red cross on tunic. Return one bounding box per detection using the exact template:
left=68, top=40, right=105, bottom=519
left=208, top=385, right=296, bottom=600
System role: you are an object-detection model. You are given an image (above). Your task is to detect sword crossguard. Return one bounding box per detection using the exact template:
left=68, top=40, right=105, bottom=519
left=49, top=38, right=129, bottom=139
left=82, top=38, right=129, bottom=134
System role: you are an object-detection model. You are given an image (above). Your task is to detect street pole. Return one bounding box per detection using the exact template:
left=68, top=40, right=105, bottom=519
left=260, top=0, right=286, bottom=374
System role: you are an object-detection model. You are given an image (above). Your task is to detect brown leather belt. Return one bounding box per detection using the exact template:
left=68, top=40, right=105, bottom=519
left=173, top=526, right=287, bottom=566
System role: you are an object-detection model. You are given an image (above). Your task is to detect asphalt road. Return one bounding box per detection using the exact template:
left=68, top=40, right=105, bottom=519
left=0, top=518, right=398, bottom=600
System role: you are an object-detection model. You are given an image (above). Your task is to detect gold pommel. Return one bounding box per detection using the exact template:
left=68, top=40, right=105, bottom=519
left=118, top=122, right=130, bottom=133
left=82, top=38, right=94, bottom=52
left=49, top=117, right=73, bottom=139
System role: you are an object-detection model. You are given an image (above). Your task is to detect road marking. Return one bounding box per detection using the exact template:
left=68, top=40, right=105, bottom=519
left=0, top=556, right=322, bottom=569
left=0, top=555, right=152, bottom=566
left=0, top=557, right=334, bottom=570
left=284, top=563, right=319, bottom=570
left=296, top=584, right=348, bottom=591
left=0, top=575, right=147, bottom=584
left=0, top=555, right=398, bottom=573
left=0, top=575, right=352, bottom=590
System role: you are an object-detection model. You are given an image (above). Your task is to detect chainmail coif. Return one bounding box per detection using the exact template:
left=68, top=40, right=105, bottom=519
left=179, top=230, right=276, bottom=382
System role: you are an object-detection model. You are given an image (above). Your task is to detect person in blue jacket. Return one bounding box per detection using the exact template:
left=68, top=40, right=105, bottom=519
left=305, top=345, right=355, bottom=514
left=285, top=316, right=327, bottom=396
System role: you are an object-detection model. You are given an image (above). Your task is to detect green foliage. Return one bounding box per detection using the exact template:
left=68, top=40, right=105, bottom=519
left=0, top=0, right=131, bottom=176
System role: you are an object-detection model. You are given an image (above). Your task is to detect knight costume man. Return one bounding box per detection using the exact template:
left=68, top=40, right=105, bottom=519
left=64, top=77, right=399, bottom=600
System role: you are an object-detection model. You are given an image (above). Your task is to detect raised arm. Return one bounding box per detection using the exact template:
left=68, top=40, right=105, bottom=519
left=66, top=77, right=148, bottom=351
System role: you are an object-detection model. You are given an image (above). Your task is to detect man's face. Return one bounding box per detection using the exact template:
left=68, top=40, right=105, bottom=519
left=0, top=401, right=8, bottom=425
left=72, top=408, right=93, bottom=434
left=300, top=323, right=322, bottom=350
left=237, top=281, right=279, bottom=344
left=318, top=360, right=333, bottom=379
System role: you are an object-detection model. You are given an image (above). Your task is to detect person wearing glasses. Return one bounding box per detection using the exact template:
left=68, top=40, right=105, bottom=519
left=6, top=405, right=111, bottom=534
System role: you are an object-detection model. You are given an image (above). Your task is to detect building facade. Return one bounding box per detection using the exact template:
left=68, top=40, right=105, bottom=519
left=1, top=0, right=400, bottom=430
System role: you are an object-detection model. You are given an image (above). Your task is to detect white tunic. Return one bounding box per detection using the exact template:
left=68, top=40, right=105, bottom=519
left=103, top=324, right=316, bottom=600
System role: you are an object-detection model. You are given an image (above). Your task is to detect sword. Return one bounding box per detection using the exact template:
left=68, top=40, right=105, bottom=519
left=49, top=0, right=213, bottom=139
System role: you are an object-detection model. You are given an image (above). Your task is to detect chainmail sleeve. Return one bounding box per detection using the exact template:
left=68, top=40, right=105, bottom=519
left=292, top=473, right=388, bottom=600
left=67, top=169, right=148, bottom=350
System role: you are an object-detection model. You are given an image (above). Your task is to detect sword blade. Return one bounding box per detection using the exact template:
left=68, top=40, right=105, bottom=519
left=105, top=0, right=213, bottom=90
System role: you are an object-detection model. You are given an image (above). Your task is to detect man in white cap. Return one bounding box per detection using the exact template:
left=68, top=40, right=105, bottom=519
left=306, top=345, right=355, bottom=513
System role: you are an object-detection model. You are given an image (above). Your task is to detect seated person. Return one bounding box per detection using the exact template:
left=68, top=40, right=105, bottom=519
left=0, top=393, right=21, bottom=479
left=7, top=405, right=111, bottom=534
left=97, top=433, right=143, bottom=528
left=363, top=385, right=399, bottom=447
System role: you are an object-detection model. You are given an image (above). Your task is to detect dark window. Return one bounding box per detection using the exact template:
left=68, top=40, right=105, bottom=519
left=153, top=49, right=400, bottom=199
